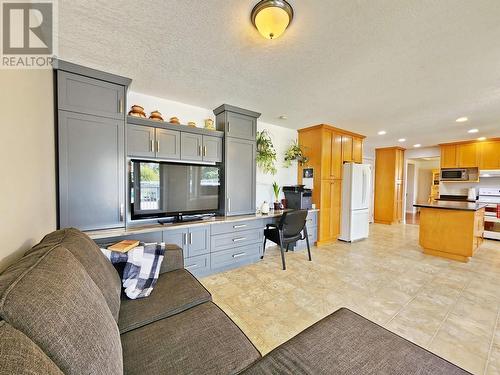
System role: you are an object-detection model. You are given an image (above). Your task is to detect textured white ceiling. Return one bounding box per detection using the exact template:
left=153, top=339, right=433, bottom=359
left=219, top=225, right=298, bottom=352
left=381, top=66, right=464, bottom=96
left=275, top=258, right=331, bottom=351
left=58, top=0, right=500, bottom=149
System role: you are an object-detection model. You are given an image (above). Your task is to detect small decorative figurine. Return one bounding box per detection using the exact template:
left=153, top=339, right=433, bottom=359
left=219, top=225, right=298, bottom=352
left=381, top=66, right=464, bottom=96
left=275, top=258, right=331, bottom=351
left=169, top=117, right=180, bottom=124
left=261, top=201, right=270, bottom=214
left=187, top=121, right=197, bottom=128
left=149, top=110, right=164, bottom=122
left=204, top=118, right=215, bottom=130
left=128, top=105, right=146, bottom=118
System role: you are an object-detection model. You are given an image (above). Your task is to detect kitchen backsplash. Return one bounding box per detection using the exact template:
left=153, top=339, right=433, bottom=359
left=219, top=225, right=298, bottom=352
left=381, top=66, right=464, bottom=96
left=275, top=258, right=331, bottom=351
left=440, top=177, right=500, bottom=196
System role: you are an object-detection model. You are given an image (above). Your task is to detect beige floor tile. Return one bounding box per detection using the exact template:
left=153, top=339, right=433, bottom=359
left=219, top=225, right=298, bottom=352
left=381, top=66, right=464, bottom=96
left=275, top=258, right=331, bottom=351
left=429, top=336, right=487, bottom=374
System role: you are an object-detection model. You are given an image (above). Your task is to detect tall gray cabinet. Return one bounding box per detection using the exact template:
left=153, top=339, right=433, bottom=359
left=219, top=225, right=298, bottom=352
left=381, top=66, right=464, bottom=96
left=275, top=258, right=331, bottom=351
left=56, top=61, right=131, bottom=231
left=214, top=105, right=261, bottom=216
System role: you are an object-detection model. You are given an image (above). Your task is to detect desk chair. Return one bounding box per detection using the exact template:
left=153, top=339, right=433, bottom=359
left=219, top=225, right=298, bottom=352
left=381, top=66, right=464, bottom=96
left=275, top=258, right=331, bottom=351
left=262, top=210, right=312, bottom=270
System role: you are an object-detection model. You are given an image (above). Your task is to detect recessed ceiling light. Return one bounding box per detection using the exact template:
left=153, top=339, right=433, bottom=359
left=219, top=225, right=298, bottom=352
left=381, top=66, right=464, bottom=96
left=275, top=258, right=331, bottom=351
left=477, top=137, right=486, bottom=141
left=279, top=115, right=288, bottom=120
left=377, top=131, right=387, bottom=135
left=413, top=144, right=421, bottom=148
left=456, top=117, right=468, bottom=123
left=398, top=138, right=406, bottom=142
left=468, top=128, right=478, bottom=133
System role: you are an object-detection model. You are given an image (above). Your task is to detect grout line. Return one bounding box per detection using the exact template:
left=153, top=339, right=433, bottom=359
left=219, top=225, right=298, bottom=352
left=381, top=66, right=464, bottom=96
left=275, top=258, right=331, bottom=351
left=483, top=301, right=500, bottom=375
left=428, top=278, right=472, bottom=345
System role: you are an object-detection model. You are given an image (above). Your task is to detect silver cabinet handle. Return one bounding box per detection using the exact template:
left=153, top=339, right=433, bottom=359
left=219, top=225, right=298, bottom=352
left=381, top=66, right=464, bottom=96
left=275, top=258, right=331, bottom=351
left=233, top=252, right=246, bottom=258
left=156, top=140, right=160, bottom=153
left=183, top=233, right=187, bottom=245
left=189, top=232, right=193, bottom=245
left=118, top=98, right=123, bottom=113
left=203, top=146, right=207, bottom=157
left=233, top=224, right=247, bottom=229
left=150, top=139, right=154, bottom=152
left=227, top=198, right=231, bottom=212
left=198, top=145, right=202, bottom=156
left=227, top=122, right=230, bottom=133
left=186, top=264, right=198, bottom=270
left=233, top=237, right=246, bottom=242
left=119, top=203, right=124, bottom=222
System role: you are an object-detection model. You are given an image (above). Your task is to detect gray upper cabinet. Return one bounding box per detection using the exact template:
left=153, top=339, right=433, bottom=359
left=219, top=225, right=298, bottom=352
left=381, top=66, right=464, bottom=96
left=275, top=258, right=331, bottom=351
left=181, top=133, right=203, bottom=161
left=203, top=135, right=222, bottom=163
left=58, top=111, right=125, bottom=230
left=226, top=112, right=256, bottom=140
left=156, top=129, right=181, bottom=160
left=127, top=124, right=155, bottom=158
left=225, top=137, right=256, bottom=215
left=58, top=71, right=125, bottom=120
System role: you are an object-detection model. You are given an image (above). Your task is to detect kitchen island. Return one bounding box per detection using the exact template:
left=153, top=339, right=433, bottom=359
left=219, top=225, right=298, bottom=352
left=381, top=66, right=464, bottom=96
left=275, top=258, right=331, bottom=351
left=414, top=201, right=487, bottom=262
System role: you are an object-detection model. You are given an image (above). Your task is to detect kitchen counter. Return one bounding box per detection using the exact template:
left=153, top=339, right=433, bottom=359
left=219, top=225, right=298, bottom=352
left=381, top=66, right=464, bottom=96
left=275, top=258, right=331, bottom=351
left=414, top=201, right=487, bottom=211
left=414, top=203, right=485, bottom=262
left=85, top=209, right=319, bottom=240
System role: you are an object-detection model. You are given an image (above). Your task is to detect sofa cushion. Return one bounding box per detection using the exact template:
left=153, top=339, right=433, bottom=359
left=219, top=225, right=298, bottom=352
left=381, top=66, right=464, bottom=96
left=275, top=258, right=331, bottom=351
left=0, top=246, right=123, bottom=375
left=118, top=269, right=211, bottom=334
left=0, top=321, right=63, bottom=375
left=121, top=301, right=261, bottom=375
left=36, top=228, right=122, bottom=321
left=242, top=308, right=469, bottom=375
left=159, top=244, right=184, bottom=274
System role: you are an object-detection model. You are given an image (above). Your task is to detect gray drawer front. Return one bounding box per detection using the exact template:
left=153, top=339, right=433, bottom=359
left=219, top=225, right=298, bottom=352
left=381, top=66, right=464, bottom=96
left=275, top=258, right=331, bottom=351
left=306, top=211, right=318, bottom=227
left=211, top=229, right=262, bottom=253
left=94, top=231, right=162, bottom=247
left=293, top=226, right=317, bottom=251
left=211, top=219, right=264, bottom=235
left=184, top=254, right=210, bottom=276
left=211, top=243, right=262, bottom=271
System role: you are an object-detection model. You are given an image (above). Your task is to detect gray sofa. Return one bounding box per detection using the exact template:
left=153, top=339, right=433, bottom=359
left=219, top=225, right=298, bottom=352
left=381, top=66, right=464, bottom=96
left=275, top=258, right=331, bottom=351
left=0, top=228, right=469, bottom=374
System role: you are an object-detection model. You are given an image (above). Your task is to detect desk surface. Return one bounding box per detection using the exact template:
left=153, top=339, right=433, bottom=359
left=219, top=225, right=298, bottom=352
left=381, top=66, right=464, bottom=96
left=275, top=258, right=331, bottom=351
left=85, top=209, right=319, bottom=240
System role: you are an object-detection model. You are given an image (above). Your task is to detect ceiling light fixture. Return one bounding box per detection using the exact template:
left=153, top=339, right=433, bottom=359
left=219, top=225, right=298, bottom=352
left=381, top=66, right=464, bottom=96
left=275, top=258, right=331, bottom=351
left=468, top=128, right=478, bottom=133
left=398, top=138, right=406, bottom=142
left=456, top=117, right=468, bottom=123
left=251, top=0, right=294, bottom=40
left=279, top=115, right=288, bottom=120
left=377, top=130, right=387, bottom=135
left=413, top=144, right=421, bottom=148
left=477, top=137, right=486, bottom=141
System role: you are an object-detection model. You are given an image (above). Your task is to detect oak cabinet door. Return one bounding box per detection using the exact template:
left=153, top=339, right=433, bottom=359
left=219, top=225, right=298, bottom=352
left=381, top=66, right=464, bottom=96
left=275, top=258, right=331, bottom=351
left=352, top=137, right=363, bottom=163
left=457, top=143, right=479, bottom=168
left=342, top=135, right=353, bottom=162
left=479, top=141, right=500, bottom=170
left=441, top=145, right=457, bottom=168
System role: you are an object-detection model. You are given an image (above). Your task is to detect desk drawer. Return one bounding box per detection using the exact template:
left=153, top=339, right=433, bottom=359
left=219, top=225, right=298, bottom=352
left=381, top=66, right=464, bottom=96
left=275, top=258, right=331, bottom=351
left=184, top=254, right=210, bottom=277
left=211, top=219, right=264, bottom=235
left=211, top=243, right=262, bottom=271
left=211, top=229, right=262, bottom=252
left=293, top=226, right=317, bottom=251
left=306, top=211, right=318, bottom=228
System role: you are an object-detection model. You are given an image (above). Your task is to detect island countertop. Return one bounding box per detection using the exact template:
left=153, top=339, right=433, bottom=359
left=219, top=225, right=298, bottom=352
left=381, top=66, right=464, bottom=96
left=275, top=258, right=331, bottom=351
left=414, top=201, right=488, bottom=211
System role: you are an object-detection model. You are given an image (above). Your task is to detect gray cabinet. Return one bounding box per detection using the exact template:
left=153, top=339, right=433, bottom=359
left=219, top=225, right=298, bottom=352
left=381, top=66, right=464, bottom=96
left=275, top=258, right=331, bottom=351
left=163, top=226, right=210, bottom=258
left=58, top=111, right=125, bottom=230
left=94, top=231, right=162, bottom=247
left=225, top=138, right=256, bottom=215
left=203, top=135, right=222, bottom=163
left=226, top=112, right=257, bottom=140
left=162, top=228, right=188, bottom=254
left=181, top=133, right=203, bottom=161
left=127, top=124, right=155, bottom=158
left=156, top=129, right=181, bottom=160
left=184, top=254, right=210, bottom=276
left=58, top=71, right=125, bottom=120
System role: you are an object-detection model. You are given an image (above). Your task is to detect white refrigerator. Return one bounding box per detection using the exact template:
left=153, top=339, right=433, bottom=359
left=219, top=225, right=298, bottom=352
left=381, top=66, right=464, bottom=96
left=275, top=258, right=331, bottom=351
left=339, top=162, right=371, bottom=242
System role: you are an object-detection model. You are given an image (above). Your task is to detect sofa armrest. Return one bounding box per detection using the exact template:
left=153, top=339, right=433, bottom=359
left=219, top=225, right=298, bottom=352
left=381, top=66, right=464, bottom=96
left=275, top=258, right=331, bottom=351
left=160, top=244, right=184, bottom=274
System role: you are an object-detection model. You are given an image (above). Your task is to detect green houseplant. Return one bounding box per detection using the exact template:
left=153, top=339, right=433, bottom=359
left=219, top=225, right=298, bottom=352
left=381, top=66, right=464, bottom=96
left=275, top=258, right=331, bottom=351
left=272, top=181, right=281, bottom=210
left=256, top=130, right=277, bottom=175
left=284, top=140, right=309, bottom=167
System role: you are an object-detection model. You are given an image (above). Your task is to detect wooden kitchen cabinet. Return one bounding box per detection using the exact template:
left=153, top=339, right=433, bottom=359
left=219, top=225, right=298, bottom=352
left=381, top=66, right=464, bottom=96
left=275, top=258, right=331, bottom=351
left=374, top=147, right=405, bottom=225
left=457, top=142, right=478, bottom=168
left=298, top=124, right=365, bottom=244
left=440, top=144, right=457, bottom=168
left=479, top=140, right=500, bottom=169
left=440, top=139, right=500, bottom=169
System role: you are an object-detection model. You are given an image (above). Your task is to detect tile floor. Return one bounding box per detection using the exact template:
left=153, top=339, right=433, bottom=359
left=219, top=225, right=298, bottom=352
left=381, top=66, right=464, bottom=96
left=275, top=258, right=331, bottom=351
left=201, top=223, right=500, bottom=375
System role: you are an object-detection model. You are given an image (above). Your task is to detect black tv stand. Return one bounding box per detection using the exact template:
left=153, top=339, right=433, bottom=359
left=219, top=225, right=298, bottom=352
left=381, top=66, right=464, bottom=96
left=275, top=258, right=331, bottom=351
left=158, top=213, right=216, bottom=225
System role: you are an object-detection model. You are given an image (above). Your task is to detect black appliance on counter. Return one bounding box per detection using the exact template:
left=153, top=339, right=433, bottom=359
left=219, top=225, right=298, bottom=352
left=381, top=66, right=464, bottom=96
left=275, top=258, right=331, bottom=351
left=283, top=185, right=313, bottom=210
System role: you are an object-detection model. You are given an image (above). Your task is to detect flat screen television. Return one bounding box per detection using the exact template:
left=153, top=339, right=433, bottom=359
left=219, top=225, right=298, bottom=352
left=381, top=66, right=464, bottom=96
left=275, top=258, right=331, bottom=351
left=130, top=161, right=220, bottom=220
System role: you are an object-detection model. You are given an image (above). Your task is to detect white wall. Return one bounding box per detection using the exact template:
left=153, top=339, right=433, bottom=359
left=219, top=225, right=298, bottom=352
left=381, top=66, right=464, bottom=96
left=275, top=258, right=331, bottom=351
left=0, top=70, right=57, bottom=271
left=440, top=177, right=500, bottom=196
left=127, top=91, right=299, bottom=209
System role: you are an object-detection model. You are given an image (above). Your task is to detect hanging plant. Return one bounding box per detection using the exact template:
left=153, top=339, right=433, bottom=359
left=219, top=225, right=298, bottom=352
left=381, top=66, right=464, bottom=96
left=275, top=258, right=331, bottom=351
left=256, top=130, right=277, bottom=175
left=284, top=140, right=309, bottom=167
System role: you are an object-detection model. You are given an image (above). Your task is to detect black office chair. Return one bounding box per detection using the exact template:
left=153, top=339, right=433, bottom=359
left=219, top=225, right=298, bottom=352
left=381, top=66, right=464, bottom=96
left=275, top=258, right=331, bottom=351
left=262, top=210, right=312, bottom=270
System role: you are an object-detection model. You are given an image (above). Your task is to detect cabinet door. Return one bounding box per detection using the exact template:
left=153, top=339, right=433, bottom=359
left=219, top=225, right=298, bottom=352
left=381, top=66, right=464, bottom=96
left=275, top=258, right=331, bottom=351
left=58, top=71, right=125, bottom=119
left=319, top=180, right=341, bottom=242
left=322, top=130, right=342, bottom=179
left=187, top=226, right=210, bottom=257
left=395, top=181, right=403, bottom=222
left=479, top=141, right=500, bottom=170
left=226, top=138, right=256, bottom=215
left=58, top=111, right=124, bottom=230
left=203, top=135, right=223, bottom=163
left=180, top=133, right=203, bottom=161
left=396, top=149, right=404, bottom=180
left=352, top=137, right=363, bottom=163
left=156, top=129, right=180, bottom=160
left=127, top=125, right=155, bottom=158
left=226, top=112, right=256, bottom=140
left=342, top=135, right=353, bottom=163
left=457, top=143, right=478, bottom=168
left=163, top=228, right=188, bottom=256
left=441, top=145, right=457, bottom=168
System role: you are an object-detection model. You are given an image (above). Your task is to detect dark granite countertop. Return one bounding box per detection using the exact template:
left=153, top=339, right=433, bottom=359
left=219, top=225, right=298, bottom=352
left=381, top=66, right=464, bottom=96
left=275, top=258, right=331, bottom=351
left=414, top=201, right=488, bottom=211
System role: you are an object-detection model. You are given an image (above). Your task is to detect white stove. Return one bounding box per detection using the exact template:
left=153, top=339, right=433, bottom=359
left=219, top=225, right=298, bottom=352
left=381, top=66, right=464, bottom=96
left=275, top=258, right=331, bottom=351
left=477, top=188, right=500, bottom=240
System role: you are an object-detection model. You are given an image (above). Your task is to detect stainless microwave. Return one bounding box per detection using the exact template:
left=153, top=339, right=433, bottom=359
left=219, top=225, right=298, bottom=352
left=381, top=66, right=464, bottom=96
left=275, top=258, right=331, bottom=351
left=440, top=168, right=468, bottom=181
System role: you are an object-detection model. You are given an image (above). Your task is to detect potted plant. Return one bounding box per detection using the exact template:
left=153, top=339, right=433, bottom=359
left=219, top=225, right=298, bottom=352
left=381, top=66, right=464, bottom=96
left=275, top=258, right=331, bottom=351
left=284, top=140, right=309, bottom=167
left=272, top=181, right=282, bottom=211
left=256, top=130, right=277, bottom=175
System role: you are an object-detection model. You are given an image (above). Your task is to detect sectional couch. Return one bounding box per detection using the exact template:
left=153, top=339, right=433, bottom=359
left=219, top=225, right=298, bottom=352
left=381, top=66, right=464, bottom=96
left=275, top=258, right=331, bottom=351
left=0, top=228, right=468, bottom=374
